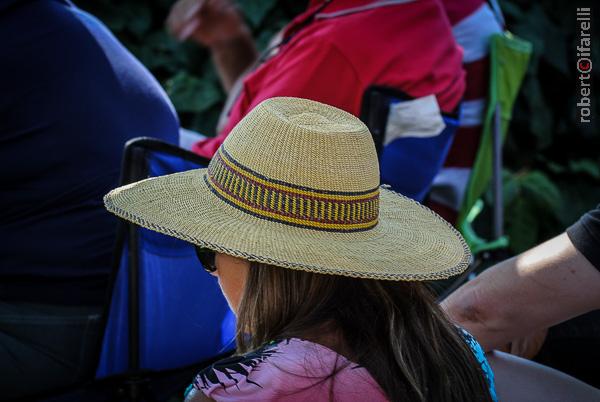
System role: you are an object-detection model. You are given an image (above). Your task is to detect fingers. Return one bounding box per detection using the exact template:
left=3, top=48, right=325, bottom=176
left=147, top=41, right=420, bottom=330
left=177, top=18, right=202, bottom=41
left=506, top=328, right=548, bottom=359
left=166, top=0, right=205, bottom=40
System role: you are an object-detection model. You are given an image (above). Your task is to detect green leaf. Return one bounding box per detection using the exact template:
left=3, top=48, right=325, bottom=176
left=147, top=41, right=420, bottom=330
left=568, top=159, right=600, bottom=180
left=512, top=5, right=545, bottom=62
left=499, top=0, right=525, bottom=20
left=519, top=3, right=569, bottom=75
left=239, top=0, right=278, bottom=28
left=555, top=176, right=600, bottom=227
left=125, top=4, right=152, bottom=38
left=131, top=31, right=188, bottom=73
left=522, top=78, right=553, bottom=149
left=520, top=170, right=562, bottom=211
left=502, top=170, right=520, bottom=205
left=499, top=169, right=563, bottom=253
left=101, top=7, right=127, bottom=32
left=165, top=72, right=223, bottom=113
left=506, top=196, right=540, bottom=254
left=545, top=161, right=567, bottom=174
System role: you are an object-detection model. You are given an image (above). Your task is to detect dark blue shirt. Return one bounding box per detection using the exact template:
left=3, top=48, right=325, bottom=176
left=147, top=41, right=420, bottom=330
left=0, top=0, right=179, bottom=282
left=567, top=204, right=600, bottom=272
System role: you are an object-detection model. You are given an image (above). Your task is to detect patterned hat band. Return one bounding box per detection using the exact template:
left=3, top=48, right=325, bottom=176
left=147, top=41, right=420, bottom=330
left=205, top=147, right=380, bottom=232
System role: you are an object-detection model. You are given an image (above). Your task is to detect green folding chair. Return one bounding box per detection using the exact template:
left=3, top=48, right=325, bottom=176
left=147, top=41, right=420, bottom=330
left=458, top=31, right=532, bottom=254
left=438, top=31, right=532, bottom=299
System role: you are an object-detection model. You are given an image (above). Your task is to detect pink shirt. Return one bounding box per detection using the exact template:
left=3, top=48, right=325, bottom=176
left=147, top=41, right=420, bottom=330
left=190, top=338, right=389, bottom=401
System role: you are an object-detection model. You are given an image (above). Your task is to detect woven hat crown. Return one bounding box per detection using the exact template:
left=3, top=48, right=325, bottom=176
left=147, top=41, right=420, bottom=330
left=205, top=97, right=381, bottom=232
left=222, top=97, right=379, bottom=191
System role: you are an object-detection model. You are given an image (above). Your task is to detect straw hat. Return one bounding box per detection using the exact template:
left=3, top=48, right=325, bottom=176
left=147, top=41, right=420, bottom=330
left=104, top=97, right=470, bottom=281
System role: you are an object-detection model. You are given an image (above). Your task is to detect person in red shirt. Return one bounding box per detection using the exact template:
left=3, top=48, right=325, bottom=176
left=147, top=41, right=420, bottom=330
left=168, top=0, right=465, bottom=200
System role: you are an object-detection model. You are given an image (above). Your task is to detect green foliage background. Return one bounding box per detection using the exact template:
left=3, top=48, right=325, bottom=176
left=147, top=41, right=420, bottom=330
left=77, top=0, right=599, bottom=254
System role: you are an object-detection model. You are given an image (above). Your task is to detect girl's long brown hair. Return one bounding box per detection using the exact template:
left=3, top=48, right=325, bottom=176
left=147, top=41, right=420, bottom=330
left=236, top=263, right=493, bottom=402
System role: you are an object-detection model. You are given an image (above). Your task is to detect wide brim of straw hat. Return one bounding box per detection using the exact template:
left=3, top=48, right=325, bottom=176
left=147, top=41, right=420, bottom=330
left=104, top=169, right=471, bottom=281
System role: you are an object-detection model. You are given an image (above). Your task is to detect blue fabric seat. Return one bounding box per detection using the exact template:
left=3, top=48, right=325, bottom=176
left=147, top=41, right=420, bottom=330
left=360, top=86, right=460, bottom=202
left=379, top=115, right=459, bottom=202
left=96, top=139, right=235, bottom=379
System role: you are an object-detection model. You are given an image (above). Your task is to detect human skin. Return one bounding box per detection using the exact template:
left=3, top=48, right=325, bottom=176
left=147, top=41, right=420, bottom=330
left=487, top=350, right=600, bottom=401
left=211, top=253, right=249, bottom=313
left=166, top=0, right=257, bottom=93
left=185, top=253, right=248, bottom=402
left=442, top=233, right=600, bottom=356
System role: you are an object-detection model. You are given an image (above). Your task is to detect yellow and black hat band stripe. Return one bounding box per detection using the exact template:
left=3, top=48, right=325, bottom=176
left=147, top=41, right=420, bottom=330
left=206, top=147, right=380, bottom=232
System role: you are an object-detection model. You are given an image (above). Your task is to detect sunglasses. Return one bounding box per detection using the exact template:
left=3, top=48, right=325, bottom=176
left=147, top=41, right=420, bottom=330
left=195, top=246, right=217, bottom=273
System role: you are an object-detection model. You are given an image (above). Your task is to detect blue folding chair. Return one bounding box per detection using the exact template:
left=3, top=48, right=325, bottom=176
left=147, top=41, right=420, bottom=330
left=95, top=138, right=235, bottom=401
left=360, top=85, right=460, bottom=202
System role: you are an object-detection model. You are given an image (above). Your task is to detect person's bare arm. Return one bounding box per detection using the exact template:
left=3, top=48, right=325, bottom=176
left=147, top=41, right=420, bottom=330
left=166, top=0, right=258, bottom=92
left=214, top=29, right=284, bottom=133
left=209, top=33, right=257, bottom=93
left=441, top=233, right=600, bottom=351
left=487, top=350, right=600, bottom=401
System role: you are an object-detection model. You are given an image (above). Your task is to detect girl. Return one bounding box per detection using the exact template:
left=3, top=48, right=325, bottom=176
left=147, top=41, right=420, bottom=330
left=105, top=97, right=496, bottom=401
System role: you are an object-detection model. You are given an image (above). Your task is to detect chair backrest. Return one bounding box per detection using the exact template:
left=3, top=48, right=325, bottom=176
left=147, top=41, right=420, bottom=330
left=360, top=86, right=460, bottom=202
left=96, top=138, right=235, bottom=378
left=457, top=32, right=531, bottom=254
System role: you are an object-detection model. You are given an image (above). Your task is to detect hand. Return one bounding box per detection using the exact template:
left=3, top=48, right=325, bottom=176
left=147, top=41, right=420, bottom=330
left=166, top=0, right=250, bottom=47
left=500, top=328, right=548, bottom=359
